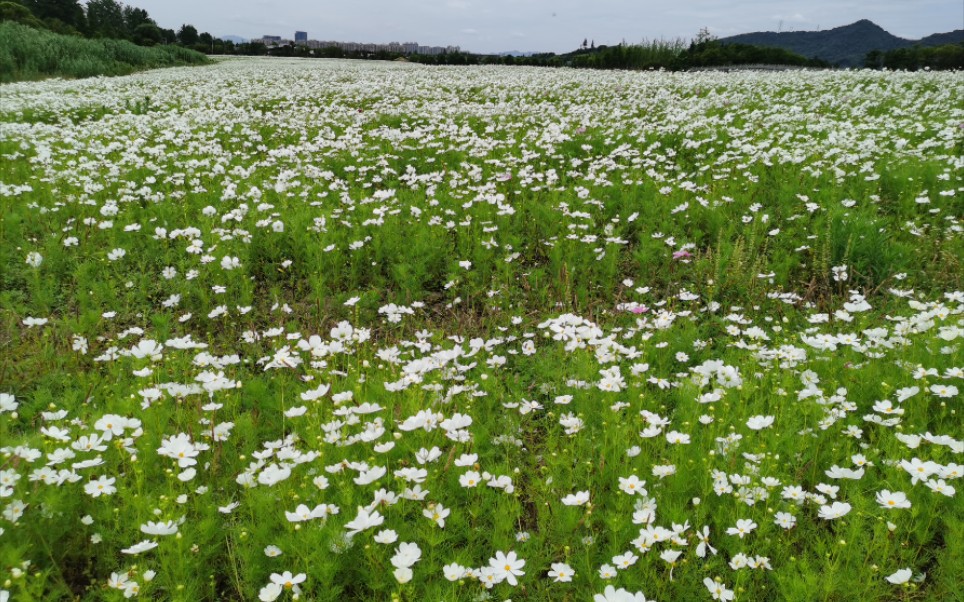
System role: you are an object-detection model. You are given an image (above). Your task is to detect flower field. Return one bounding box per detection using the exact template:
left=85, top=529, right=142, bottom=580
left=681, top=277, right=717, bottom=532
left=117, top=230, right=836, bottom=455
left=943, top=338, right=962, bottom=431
left=0, top=58, right=962, bottom=601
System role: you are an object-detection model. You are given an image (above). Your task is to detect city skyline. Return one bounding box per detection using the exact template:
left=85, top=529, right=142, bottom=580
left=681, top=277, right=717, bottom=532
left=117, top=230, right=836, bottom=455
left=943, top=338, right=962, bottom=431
left=249, top=34, right=461, bottom=57
left=128, top=1, right=962, bottom=54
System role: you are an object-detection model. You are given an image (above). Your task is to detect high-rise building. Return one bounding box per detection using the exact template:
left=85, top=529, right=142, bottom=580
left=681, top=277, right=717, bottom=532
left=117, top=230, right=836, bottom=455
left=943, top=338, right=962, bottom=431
left=295, top=31, right=308, bottom=44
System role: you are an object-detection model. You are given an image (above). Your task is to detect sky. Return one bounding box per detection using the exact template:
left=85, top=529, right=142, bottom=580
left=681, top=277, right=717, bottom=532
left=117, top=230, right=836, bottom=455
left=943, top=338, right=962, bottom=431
left=128, top=0, right=963, bottom=54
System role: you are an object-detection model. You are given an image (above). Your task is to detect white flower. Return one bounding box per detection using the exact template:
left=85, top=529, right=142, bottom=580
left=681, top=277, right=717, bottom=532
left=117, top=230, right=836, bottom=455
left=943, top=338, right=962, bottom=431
left=344, top=507, right=384, bottom=536
left=25, top=252, right=43, bottom=268
left=121, top=539, right=158, bottom=555
left=547, top=562, right=574, bottom=582
left=876, top=490, right=911, bottom=509
left=818, top=501, right=852, bottom=520
left=594, top=584, right=651, bottom=601
left=746, top=415, right=774, bottom=430
left=443, top=563, right=469, bottom=581
left=774, top=512, right=796, bottom=529
left=140, top=520, right=178, bottom=536
left=561, top=490, right=590, bottom=506
left=258, top=582, right=282, bottom=602
left=423, top=503, right=450, bottom=527
left=84, top=476, right=116, bottom=497
left=391, top=542, right=421, bottom=568
left=269, top=571, right=305, bottom=590
left=704, top=577, right=735, bottom=601
left=373, top=529, right=398, bottom=544
left=726, top=519, right=757, bottom=539
left=618, top=475, right=646, bottom=495
left=0, top=394, right=18, bottom=413
left=489, top=550, right=525, bottom=585
left=220, top=255, right=241, bottom=270
left=885, top=568, right=912, bottom=584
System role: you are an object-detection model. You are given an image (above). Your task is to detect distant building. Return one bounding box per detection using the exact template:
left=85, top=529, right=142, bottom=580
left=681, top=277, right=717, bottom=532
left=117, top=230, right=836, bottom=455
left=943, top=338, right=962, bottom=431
left=299, top=37, right=459, bottom=56
left=295, top=31, right=308, bottom=44
left=252, top=35, right=293, bottom=46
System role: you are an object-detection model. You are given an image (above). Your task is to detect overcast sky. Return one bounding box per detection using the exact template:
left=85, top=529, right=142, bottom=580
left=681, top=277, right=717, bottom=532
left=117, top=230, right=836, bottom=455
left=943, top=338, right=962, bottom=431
left=128, top=0, right=963, bottom=53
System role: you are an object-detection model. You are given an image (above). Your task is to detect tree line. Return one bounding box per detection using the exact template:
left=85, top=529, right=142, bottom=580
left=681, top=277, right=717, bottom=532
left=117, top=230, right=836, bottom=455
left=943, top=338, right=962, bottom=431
left=864, top=44, right=964, bottom=70
left=0, top=0, right=233, bottom=52
left=246, top=35, right=831, bottom=70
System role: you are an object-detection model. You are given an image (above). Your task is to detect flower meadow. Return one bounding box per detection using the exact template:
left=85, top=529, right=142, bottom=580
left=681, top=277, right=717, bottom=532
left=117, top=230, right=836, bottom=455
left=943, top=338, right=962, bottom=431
left=0, top=58, right=962, bottom=601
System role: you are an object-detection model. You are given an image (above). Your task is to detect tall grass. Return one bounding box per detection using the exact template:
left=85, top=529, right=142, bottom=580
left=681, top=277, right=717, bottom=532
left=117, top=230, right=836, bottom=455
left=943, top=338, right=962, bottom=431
left=0, top=21, right=209, bottom=82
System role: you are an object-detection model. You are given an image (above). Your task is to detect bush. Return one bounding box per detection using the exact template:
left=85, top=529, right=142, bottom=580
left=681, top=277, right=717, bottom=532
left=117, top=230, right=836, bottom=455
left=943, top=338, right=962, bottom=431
left=0, top=21, right=209, bottom=82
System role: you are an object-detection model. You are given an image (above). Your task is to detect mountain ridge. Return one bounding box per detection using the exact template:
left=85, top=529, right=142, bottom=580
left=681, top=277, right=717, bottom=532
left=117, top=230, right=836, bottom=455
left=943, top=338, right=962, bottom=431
left=720, top=20, right=963, bottom=67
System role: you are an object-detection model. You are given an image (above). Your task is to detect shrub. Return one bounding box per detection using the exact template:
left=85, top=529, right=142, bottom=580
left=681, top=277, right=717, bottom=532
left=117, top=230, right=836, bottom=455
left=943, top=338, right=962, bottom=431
left=0, top=21, right=208, bottom=82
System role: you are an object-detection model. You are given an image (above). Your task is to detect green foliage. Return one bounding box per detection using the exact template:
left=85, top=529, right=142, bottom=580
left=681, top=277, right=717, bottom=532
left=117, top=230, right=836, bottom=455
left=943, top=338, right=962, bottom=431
left=0, top=21, right=209, bottom=82
left=866, top=43, right=964, bottom=71
left=0, top=1, right=44, bottom=28
left=177, top=23, right=198, bottom=46
left=84, top=0, right=124, bottom=39
left=20, top=0, right=85, bottom=33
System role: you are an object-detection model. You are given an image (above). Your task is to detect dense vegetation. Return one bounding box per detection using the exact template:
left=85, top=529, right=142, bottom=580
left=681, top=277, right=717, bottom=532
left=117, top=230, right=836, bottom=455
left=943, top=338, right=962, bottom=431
left=1, top=59, right=961, bottom=601
left=561, top=39, right=829, bottom=70
left=865, top=43, right=964, bottom=71
left=259, top=38, right=829, bottom=70
left=0, top=0, right=234, bottom=54
left=0, top=21, right=208, bottom=82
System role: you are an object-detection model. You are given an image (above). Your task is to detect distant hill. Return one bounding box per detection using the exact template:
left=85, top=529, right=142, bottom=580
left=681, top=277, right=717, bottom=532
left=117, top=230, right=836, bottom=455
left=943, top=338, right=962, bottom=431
left=918, top=30, right=964, bottom=47
left=720, top=20, right=963, bottom=67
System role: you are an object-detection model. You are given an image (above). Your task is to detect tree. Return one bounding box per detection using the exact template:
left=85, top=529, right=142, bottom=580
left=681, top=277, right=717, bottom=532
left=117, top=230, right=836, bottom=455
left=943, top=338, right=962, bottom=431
left=864, top=49, right=883, bottom=69
left=177, top=23, right=198, bottom=46
left=122, top=5, right=152, bottom=36
left=695, top=27, right=715, bottom=44
left=132, top=21, right=162, bottom=46
left=22, top=0, right=86, bottom=32
left=85, top=0, right=125, bottom=39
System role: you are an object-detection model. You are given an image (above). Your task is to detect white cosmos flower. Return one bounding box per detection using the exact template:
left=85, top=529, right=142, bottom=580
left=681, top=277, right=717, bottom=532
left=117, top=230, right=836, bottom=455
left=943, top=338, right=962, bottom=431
left=746, top=415, right=774, bottom=430
left=817, top=502, right=852, bottom=520
left=561, top=491, right=590, bottom=506
left=140, top=520, right=179, bottom=536
left=121, top=539, right=158, bottom=555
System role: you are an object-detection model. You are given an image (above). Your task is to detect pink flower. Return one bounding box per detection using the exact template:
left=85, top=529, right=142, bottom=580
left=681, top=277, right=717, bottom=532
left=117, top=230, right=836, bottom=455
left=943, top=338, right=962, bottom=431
left=672, top=250, right=693, bottom=260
